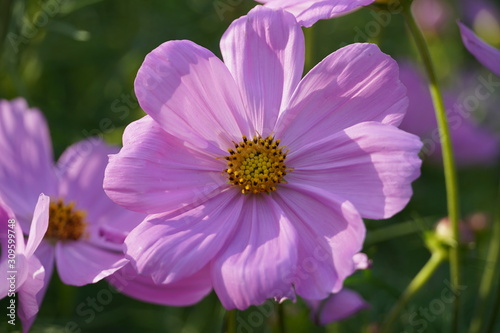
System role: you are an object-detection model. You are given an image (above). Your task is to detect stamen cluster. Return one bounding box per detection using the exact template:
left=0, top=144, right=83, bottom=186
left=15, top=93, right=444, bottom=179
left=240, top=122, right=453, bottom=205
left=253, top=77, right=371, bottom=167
left=224, top=135, right=290, bottom=194
left=46, top=199, right=88, bottom=241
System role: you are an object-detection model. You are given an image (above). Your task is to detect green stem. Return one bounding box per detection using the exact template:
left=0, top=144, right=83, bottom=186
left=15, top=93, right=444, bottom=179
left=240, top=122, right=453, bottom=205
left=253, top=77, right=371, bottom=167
left=224, top=310, right=237, bottom=333
left=470, top=181, right=500, bottom=333
left=276, top=302, right=286, bottom=333
left=379, top=247, right=447, bottom=333
left=365, top=220, right=421, bottom=246
left=401, top=1, right=461, bottom=331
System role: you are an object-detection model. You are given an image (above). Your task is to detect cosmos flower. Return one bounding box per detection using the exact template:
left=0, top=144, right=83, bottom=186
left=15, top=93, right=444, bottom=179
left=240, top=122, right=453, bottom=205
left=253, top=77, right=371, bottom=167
left=0, top=98, right=141, bottom=289
left=0, top=98, right=213, bottom=314
left=458, top=22, right=500, bottom=76
left=254, top=0, right=374, bottom=27
left=398, top=63, right=499, bottom=166
left=104, top=6, right=422, bottom=309
left=0, top=194, right=48, bottom=333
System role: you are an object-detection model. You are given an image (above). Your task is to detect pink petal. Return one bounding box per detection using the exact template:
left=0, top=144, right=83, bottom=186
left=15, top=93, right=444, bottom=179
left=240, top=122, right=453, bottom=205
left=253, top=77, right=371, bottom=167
left=220, top=6, right=304, bottom=134
left=212, top=195, right=297, bottom=310
left=273, top=185, right=365, bottom=300
left=459, top=22, right=500, bottom=76
left=276, top=43, right=408, bottom=150
left=134, top=40, right=252, bottom=155
left=104, top=116, right=228, bottom=215
left=58, top=138, right=146, bottom=248
left=0, top=203, right=28, bottom=295
left=17, top=255, right=45, bottom=333
left=25, top=194, right=50, bottom=258
left=125, top=190, right=241, bottom=284
left=0, top=98, right=58, bottom=228
left=258, top=0, right=375, bottom=27
left=55, top=241, right=127, bottom=286
left=307, top=289, right=369, bottom=325
left=107, top=263, right=212, bottom=306
left=286, top=121, right=422, bottom=219
left=23, top=241, right=55, bottom=332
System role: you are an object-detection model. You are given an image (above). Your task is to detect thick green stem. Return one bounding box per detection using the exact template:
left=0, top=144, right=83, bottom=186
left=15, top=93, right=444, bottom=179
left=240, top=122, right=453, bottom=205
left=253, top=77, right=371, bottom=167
left=400, top=1, right=461, bottom=331
left=379, top=247, right=447, bottom=333
left=469, top=181, right=500, bottom=333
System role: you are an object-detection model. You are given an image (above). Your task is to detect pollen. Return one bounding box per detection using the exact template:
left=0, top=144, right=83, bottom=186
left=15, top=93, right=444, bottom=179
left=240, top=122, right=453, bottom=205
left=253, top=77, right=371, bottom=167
left=223, top=135, right=291, bottom=194
left=46, top=199, right=88, bottom=241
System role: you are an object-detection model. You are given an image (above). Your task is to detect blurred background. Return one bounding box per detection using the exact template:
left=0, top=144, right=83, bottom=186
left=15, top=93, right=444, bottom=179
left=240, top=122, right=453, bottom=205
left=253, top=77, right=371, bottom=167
left=1, top=0, right=499, bottom=332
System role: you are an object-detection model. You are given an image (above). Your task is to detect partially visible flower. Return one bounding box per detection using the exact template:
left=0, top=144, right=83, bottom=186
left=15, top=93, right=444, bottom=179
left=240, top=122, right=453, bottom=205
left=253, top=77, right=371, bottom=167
left=104, top=6, right=422, bottom=309
left=460, top=0, right=500, bottom=46
left=0, top=194, right=48, bottom=333
left=307, top=289, right=369, bottom=325
left=398, top=63, right=500, bottom=166
left=255, top=0, right=374, bottom=27
left=435, top=217, right=474, bottom=245
left=305, top=254, right=370, bottom=325
left=458, top=21, right=500, bottom=76
left=0, top=98, right=141, bottom=287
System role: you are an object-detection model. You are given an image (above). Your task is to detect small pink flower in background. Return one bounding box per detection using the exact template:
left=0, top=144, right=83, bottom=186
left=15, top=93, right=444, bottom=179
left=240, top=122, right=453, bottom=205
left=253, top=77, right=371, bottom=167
left=398, top=63, right=500, bottom=166
left=255, top=0, right=375, bottom=27
left=412, top=0, right=451, bottom=34
left=458, top=22, right=500, bottom=77
left=0, top=195, right=48, bottom=333
left=104, top=6, right=422, bottom=310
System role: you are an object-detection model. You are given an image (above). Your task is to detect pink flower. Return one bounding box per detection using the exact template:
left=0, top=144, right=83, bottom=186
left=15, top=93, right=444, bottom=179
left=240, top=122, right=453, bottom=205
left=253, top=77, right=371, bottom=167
left=458, top=22, right=500, bottom=77
left=0, top=98, right=143, bottom=289
left=0, top=98, right=211, bottom=311
left=255, top=0, right=375, bottom=27
left=305, top=253, right=370, bottom=325
left=104, top=6, right=422, bottom=309
left=306, top=289, right=369, bottom=325
left=398, top=63, right=500, bottom=166
left=0, top=194, right=48, bottom=333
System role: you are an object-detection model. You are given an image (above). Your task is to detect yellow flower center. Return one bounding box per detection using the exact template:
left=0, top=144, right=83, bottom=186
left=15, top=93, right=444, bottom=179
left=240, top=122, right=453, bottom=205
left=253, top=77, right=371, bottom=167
left=46, top=199, right=88, bottom=241
left=223, top=135, right=290, bottom=194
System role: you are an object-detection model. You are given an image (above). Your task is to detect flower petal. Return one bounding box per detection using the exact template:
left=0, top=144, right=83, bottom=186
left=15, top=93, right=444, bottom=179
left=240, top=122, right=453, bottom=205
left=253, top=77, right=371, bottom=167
left=307, top=289, right=369, bottom=325
left=0, top=98, right=57, bottom=228
left=286, top=121, right=422, bottom=219
left=134, top=40, right=251, bottom=154
left=212, top=195, right=297, bottom=310
left=104, top=116, right=227, bottom=215
left=258, top=0, right=375, bottom=27
left=276, top=43, right=408, bottom=149
left=125, top=190, right=241, bottom=284
left=55, top=241, right=128, bottom=286
left=273, top=185, right=365, bottom=300
left=220, top=6, right=304, bottom=134
left=459, top=22, right=500, bottom=76
left=17, top=255, right=45, bottom=333
left=24, top=194, right=50, bottom=259
left=58, top=138, right=146, bottom=249
left=107, top=263, right=212, bottom=306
